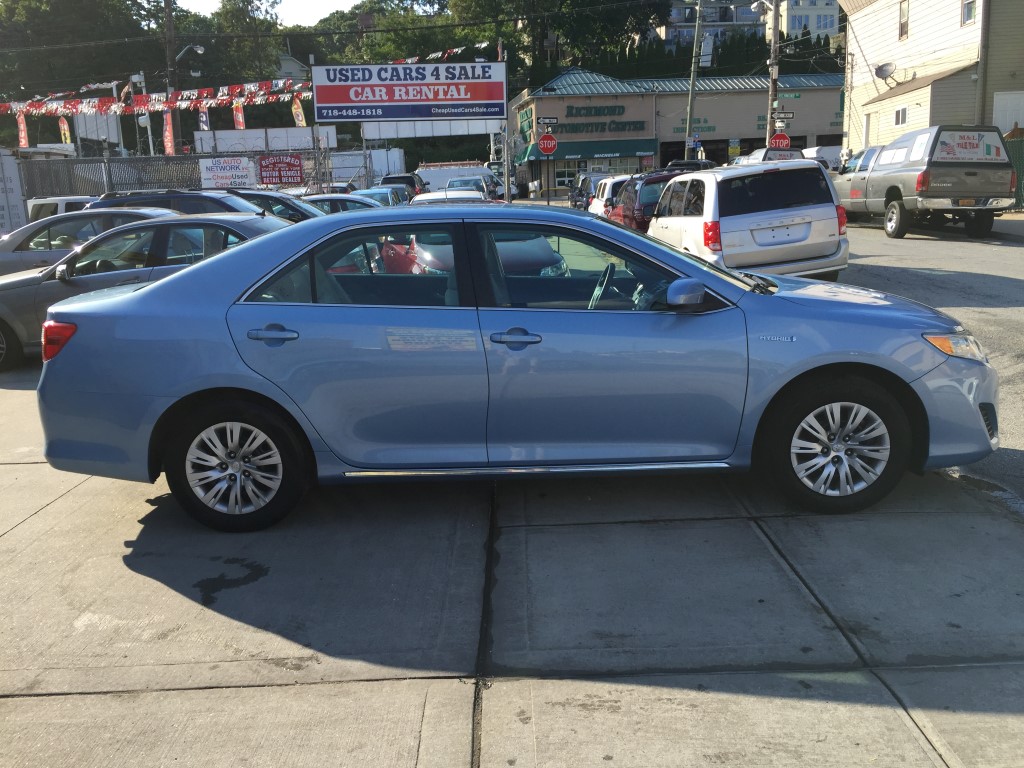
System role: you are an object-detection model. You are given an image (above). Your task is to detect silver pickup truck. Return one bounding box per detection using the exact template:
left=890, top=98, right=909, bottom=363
left=832, top=125, right=1016, bottom=238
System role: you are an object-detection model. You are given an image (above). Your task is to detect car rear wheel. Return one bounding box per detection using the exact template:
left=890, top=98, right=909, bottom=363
left=165, top=403, right=307, bottom=531
left=0, top=320, right=24, bottom=372
left=963, top=211, right=994, bottom=238
left=760, top=377, right=911, bottom=513
left=884, top=200, right=909, bottom=239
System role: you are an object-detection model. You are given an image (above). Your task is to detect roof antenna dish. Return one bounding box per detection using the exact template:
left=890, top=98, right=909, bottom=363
left=874, top=62, right=896, bottom=80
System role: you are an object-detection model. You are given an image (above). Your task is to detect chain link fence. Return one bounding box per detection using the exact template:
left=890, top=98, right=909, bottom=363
left=18, top=148, right=343, bottom=199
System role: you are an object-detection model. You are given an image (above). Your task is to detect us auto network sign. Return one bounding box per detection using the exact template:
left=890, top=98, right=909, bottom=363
left=313, top=63, right=507, bottom=122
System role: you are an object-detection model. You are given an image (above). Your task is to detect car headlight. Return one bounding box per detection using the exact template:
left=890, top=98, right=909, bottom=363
left=924, top=332, right=988, bottom=363
left=540, top=259, right=568, bottom=277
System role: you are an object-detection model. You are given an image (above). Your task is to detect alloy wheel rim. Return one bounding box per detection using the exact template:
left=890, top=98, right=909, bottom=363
left=789, top=401, right=891, bottom=497
left=185, top=421, right=283, bottom=515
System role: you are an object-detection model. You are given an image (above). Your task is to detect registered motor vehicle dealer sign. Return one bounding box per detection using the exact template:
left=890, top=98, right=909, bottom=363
left=313, top=63, right=507, bottom=122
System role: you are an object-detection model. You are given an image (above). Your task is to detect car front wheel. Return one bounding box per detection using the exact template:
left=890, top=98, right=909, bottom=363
left=760, top=377, right=911, bottom=513
left=165, top=403, right=307, bottom=531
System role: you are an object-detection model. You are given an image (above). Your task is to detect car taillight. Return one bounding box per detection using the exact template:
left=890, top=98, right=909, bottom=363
left=916, top=170, right=930, bottom=193
left=41, top=320, right=76, bottom=362
left=836, top=204, right=847, bottom=235
left=1011, top=169, right=1018, bottom=195
left=703, top=221, right=722, bottom=252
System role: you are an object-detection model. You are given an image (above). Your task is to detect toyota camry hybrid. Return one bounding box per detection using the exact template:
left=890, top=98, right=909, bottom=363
left=37, top=206, right=999, bottom=531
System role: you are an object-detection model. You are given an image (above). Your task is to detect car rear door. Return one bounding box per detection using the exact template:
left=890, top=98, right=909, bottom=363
left=226, top=221, right=489, bottom=469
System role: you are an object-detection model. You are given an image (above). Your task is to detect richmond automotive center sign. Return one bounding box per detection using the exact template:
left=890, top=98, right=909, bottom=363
left=313, top=63, right=507, bottom=122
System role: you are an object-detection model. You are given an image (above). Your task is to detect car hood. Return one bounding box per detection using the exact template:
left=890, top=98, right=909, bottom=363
left=768, top=274, right=961, bottom=331
left=0, top=266, right=47, bottom=291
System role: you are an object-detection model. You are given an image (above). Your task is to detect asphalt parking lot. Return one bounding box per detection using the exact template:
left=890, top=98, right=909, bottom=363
left=2, top=354, right=1023, bottom=768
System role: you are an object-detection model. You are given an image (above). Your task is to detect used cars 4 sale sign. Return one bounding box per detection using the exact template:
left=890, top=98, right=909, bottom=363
left=312, top=63, right=507, bottom=122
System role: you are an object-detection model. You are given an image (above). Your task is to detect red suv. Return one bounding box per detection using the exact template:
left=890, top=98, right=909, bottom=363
left=608, top=169, right=686, bottom=233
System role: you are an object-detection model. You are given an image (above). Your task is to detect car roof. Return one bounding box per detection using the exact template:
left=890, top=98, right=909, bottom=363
left=303, top=193, right=384, bottom=205
left=679, top=158, right=824, bottom=180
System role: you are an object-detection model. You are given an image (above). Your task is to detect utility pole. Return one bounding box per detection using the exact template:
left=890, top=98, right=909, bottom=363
left=766, top=0, right=781, bottom=145
left=684, top=0, right=703, bottom=161
left=164, top=0, right=177, bottom=153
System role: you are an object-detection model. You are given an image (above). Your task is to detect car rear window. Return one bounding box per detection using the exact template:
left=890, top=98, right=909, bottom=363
left=718, top=168, right=833, bottom=217
left=932, top=130, right=1010, bottom=163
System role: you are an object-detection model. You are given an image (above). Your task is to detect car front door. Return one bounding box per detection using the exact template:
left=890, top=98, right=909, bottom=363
left=226, top=222, right=489, bottom=468
left=469, top=222, right=748, bottom=465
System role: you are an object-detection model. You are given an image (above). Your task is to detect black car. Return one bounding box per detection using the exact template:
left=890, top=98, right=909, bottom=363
left=568, top=172, right=610, bottom=210
left=380, top=172, right=428, bottom=196
left=88, top=190, right=264, bottom=215
left=222, top=189, right=326, bottom=222
left=665, top=159, right=718, bottom=172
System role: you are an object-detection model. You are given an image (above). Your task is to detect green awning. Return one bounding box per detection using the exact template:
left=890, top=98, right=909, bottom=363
left=516, top=138, right=657, bottom=163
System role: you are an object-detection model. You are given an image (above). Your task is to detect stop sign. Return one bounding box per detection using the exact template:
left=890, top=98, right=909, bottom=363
left=768, top=132, right=791, bottom=149
left=538, top=133, right=558, bottom=155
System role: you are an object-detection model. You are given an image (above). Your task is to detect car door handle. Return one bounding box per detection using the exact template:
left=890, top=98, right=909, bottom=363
left=115, top=277, right=142, bottom=286
left=247, top=328, right=300, bottom=341
left=490, top=329, right=542, bottom=347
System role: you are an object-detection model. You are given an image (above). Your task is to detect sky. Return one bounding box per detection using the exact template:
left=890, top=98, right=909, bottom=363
left=176, top=0, right=360, bottom=28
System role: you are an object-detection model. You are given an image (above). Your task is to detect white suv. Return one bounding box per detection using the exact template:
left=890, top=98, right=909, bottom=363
left=587, top=174, right=632, bottom=217
left=647, top=159, right=849, bottom=280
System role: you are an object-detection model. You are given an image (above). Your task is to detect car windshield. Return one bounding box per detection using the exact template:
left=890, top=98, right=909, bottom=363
left=639, top=181, right=671, bottom=205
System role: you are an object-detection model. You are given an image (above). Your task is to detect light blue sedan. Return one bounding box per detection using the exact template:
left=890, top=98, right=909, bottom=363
left=37, top=207, right=999, bottom=531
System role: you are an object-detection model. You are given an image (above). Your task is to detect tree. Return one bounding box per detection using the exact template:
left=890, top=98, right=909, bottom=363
left=211, top=0, right=281, bottom=82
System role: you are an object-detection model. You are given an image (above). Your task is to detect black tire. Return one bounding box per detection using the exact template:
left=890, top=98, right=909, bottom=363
left=964, top=210, right=994, bottom=238
left=884, top=200, right=909, bottom=239
left=759, top=376, right=911, bottom=513
left=0, top=319, right=25, bottom=373
left=164, top=402, right=308, bottom=532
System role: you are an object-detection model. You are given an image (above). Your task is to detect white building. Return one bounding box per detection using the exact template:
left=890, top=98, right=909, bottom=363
left=840, top=0, right=1023, bottom=151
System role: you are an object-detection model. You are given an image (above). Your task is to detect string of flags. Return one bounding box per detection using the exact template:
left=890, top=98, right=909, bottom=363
left=0, top=78, right=313, bottom=117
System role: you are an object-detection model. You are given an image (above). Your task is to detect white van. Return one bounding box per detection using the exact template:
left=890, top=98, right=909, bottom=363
left=415, top=163, right=504, bottom=197
left=802, top=146, right=843, bottom=171
left=27, top=196, right=98, bottom=222
left=646, top=159, right=849, bottom=280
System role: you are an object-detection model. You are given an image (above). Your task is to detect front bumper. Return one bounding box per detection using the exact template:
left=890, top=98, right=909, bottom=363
left=912, top=356, right=999, bottom=470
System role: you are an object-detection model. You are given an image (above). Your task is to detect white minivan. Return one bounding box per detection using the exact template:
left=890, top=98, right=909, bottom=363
left=587, top=174, right=632, bottom=217
left=646, top=159, right=849, bottom=280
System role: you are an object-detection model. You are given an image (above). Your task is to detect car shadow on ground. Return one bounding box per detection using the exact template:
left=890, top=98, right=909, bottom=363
left=0, top=360, right=41, bottom=391
left=118, top=471, right=1024, bottom=711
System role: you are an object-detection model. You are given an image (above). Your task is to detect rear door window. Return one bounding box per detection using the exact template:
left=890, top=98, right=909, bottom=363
left=718, top=168, right=833, bottom=216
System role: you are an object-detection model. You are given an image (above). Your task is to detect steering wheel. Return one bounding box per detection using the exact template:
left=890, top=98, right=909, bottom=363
left=588, top=263, right=615, bottom=310
left=94, top=259, right=117, bottom=273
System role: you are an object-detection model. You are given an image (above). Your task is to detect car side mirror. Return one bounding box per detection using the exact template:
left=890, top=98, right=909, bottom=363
left=288, top=213, right=304, bottom=223
left=665, top=277, right=706, bottom=307
left=55, top=263, right=71, bottom=282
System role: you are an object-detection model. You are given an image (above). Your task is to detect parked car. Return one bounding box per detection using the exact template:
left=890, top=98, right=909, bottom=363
left=445, top=176, right=491, bottom=197
left=380, top=172, right=428, bottom=196
left=0, top=213, right=290, bottom=372
left=647, top=159, right=848, bottom=280
left=802, top=146, right=843, bottom=171
left=666, top=159, right=718, bottom=172
left=38, top=206, right=997, bottom=531
left=0, top=208, right=177, bottom=277
left=831, top=125, right=1016, bottom=238
left=569, top=173, right=609, bottom=210
left=744, top=147, right=804, bottom=163
left=379, top=183, right=413, bottom=204
left=410, top=190, right=489, bottom=203
left=608, top=169, right=686, bottom=233
left=587, top=174, right=632, bottom=217
left=303, top=194, right=384, bottom=214
left=223, top=189, right=326, bottom=222
left=379, top=228, right=566, bottom=276
left=87, top=189, right=264, bottom=215
left=27, top=196, right=98, bottom=222
left=351, top=188, right=404, bottom=207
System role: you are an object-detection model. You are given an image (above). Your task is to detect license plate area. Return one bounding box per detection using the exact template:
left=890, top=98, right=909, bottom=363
left=958, top=198, right=977, bottom=207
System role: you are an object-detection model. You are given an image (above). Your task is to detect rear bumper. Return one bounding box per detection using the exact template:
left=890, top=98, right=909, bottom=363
left=917, top=197, right=1015, bottom=211
left=718, top=237, right=849, bottom=278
